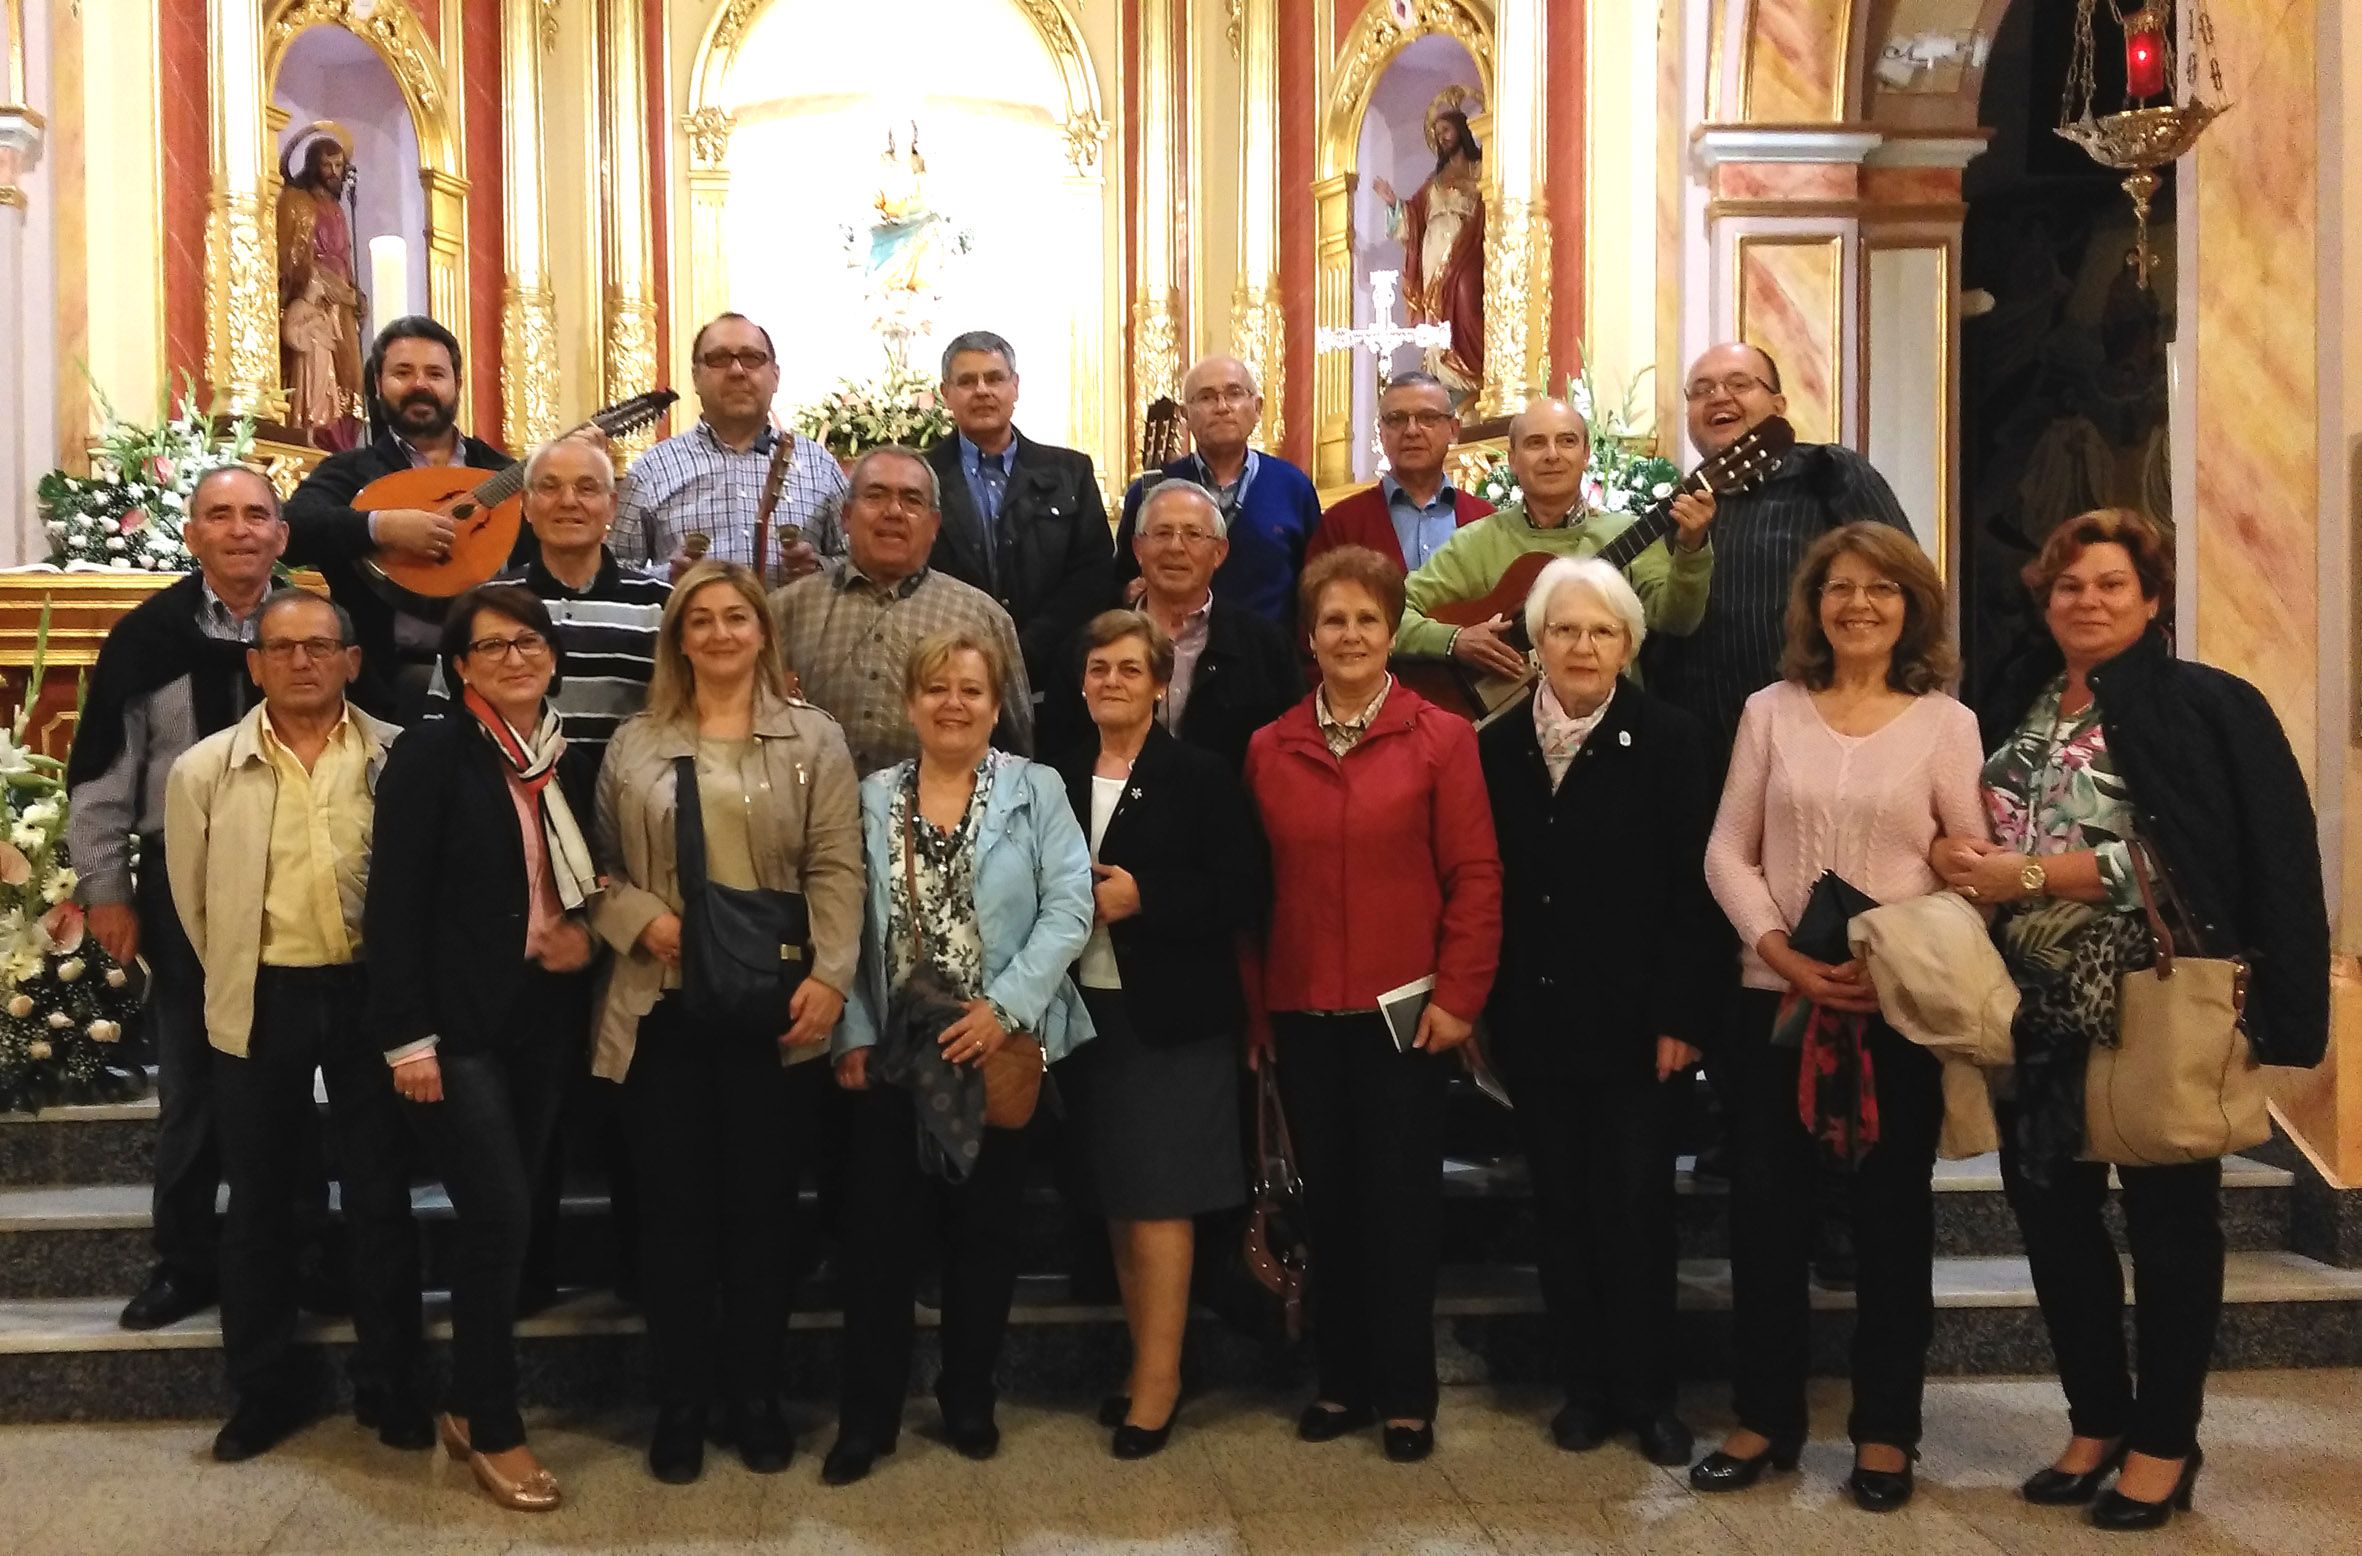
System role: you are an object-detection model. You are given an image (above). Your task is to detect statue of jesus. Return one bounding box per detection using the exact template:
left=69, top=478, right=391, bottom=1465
left=276, top=128, right=364, bottom=451
left=1373, top=96, right=1485, bottom=399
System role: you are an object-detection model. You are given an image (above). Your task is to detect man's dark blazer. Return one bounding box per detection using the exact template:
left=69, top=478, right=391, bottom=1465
left=364, top=713, right=597, bottom=1062
left=1037, top=598, right=1304, bottom=774
left=1476, top=680, right=1731, bottom=1084
left=1051, top=723, right=1263, bottom=1045
left=925, top=431, right=1113, bottom=685
left=283, top=431, right=511, bottom=723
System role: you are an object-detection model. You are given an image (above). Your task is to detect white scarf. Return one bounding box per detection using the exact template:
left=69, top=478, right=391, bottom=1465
left=1534, top=679, right=1613, bottom=792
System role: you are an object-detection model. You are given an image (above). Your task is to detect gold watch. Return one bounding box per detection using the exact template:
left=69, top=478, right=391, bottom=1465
left=2018, top=858, right=2048, bottom=897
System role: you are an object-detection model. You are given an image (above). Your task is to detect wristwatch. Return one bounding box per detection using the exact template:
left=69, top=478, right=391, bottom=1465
left=2018, top=858, right=2049, bottom=897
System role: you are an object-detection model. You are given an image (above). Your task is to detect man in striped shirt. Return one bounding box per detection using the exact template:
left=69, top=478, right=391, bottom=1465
left=423, top=436, right=667, bottom=756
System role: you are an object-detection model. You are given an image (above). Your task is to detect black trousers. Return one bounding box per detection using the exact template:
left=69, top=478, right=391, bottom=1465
left=1998, top=1124, right=2222, bottom=1459
left=137, top=851, right=221, bottom=1286
left=214, top=965, right=421, bottom=1403
left=400, top=969, right=581, bottom=1454
left=1271, top=1012, right=1450, bottom=1422
left=1726, top=991, right=1943, bottom=1447
left=624, top=1000, right=828, bottom=1409
left=1508, top=1070, right=1679, bottom=1418
left=836, top=1080, right=1026, bottom=1443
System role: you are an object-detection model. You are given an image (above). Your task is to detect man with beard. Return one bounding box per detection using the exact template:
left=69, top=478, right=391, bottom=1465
left=284, top=316, right=509, bottom=723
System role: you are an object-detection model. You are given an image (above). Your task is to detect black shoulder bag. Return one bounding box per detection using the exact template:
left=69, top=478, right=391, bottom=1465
left=672, top=754, right=811, bottom=1038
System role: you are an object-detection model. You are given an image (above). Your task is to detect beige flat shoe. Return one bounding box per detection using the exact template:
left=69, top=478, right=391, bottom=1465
left=466, top=1444, right=561, bottom=1512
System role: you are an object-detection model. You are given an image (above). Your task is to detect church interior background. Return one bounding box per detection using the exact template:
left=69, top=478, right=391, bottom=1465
left=0, top=2, right=2357, bottom=1182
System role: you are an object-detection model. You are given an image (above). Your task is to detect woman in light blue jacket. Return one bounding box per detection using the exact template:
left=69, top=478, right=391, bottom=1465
left=822, top=627, right=1095, bottom=1487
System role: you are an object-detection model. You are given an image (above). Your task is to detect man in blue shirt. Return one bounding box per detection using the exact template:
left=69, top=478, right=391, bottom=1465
left=1114, top=354, right=1324, bottom=636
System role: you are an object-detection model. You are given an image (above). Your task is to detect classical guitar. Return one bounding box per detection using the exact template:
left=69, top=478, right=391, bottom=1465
left=1139, top=395, right=1188, bottom=475
left=750, top=425, right=798, bottom=585
left=359, top=389, right=678, bottom=604
left=1396, top=414, right=1798, bottom=720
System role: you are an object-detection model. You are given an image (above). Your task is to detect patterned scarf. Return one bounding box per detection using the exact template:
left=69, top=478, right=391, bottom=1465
left=1778, top=994, right=1879, bottom=1166
left=1533, top=680, right=1612, bottom=791
left=461, top=685, right=598, bottom=911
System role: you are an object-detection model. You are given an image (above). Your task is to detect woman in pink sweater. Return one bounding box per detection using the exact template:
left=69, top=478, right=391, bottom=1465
left=1694, top=524, right=1987, bottom=1512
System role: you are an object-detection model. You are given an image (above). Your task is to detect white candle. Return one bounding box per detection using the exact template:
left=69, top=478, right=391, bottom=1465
left=368, top=236, right=408, bottom=339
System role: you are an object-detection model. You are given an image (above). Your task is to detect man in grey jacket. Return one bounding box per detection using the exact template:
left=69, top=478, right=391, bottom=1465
left=65, top=466, right=283, bottom=1329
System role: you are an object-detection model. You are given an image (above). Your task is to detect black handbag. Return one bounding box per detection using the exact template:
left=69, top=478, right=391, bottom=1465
left=672, top=755, right=810, bottom=1037
left=1789, top=869, right=1878, bottom=964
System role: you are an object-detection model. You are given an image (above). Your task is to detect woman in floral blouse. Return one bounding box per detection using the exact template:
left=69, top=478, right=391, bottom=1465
left=1932, top=508, right=2329, bottom=1531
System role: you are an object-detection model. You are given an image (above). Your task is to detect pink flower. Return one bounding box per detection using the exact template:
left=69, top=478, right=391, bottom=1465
left=0, top=842, right=27, bottom=886
left=914, top=389, right=937, bottom=411
left=145, top=455, right=176, bottom=486
left=41, top=901, right=85, bottom=954
left=117, top=507, right=151, bottom=536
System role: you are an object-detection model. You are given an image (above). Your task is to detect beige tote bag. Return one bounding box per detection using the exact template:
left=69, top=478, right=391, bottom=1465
left=2083, top=841, right=2269, bottom=1166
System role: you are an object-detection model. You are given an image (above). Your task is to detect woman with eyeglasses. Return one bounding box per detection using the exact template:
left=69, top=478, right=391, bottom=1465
left=1696, top=524, right=1986, bottom=1512
left=370, top=584, right=603, bottom=1512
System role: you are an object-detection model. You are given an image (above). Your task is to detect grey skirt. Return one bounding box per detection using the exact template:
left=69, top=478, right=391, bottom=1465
left=1064, top=986, right=1248, bottom=1221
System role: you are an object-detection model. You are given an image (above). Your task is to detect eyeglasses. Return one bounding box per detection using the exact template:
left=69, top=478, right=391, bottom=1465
left=1818, top=580, right=1904, bottom=603
left=1379, top=409, right=1454, bottom=431
left=1540, top=623, right=1626, bottom=646
left=465, top=631, right=552, bottom=662
left=1141, top=525, right=1219, bottom=548
left=1187, top=384, right=1256, bottom=409
left=257, top=636, right=347, bottom=662
left=1684, top=373, right=1771, bottom=402
left=697, top=348, right=773, bottom=371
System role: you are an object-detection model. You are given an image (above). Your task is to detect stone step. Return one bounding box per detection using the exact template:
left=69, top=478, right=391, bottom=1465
left=3, top=1250, right=2359, bottom=1423
left=0, top=1152, right=2297, bottom=1299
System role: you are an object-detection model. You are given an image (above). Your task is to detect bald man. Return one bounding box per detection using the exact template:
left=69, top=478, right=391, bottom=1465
left=1394, top=398, right=1717, bottom=675
left=1113, top=355, right=1324, bottom=634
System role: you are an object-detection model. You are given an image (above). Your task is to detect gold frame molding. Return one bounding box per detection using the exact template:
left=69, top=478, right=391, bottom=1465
left=1856, top=234, right=1953, bottom=584
left=1732, top=231, right=1844, bottom=446
left=1311, top=0, right=1496, bottom=488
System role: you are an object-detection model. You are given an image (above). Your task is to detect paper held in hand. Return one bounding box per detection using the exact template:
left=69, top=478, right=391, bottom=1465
left=1377, top=974, right=1436, bottom=1053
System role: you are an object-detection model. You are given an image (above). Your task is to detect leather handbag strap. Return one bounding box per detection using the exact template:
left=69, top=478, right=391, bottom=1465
left=673, top=755, right=709, bottom=899
left=1252, top=1066, right=1300, bottom=1198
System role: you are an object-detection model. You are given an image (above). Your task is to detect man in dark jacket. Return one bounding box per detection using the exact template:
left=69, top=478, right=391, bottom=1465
left=283, top=316, right=509, bottom=723
left=925, top=330, right=1112, bottom=693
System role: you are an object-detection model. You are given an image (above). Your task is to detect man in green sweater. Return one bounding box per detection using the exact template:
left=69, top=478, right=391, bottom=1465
left=1396, top=399, right=1716, bottom=679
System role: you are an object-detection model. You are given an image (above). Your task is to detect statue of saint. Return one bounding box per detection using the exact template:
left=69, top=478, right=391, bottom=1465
left=1373, top=92, right=1486, bottom=398
left=276, top=125, right=364, bottom=451
left=844, top=122, right=972, bottom=371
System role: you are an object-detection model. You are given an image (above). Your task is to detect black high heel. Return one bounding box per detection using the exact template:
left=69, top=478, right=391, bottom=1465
left=1688, top=1434, right=1804, bottom=1492
left=2021, top=1440, right=2129, bottom=1506
left=1847, top=1446, right=1919, bottom=1513
left=1112, top=1401, right=1178, bottom=1460
left=2089, top=1447, right=2201, bottom=1531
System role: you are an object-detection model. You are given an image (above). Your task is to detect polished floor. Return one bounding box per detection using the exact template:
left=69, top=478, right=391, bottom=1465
left=4, top=1372, right=2358, bottom=1555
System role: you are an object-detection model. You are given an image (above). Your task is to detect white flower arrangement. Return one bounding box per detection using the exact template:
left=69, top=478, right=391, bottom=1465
left=794, top=361, right=955, bottom=460
left=36, top=375, right=258, bottom=574
left=1473, top=362, right=1684, bottom=522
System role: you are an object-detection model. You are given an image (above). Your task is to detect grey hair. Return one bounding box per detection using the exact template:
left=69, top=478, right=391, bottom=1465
left=522, top=436, right=616, bottom=492
left=1181, top=354, right=1259, bottom=400
left=1523, top=556, right=1647, bottom=658
left=941, top=330, right=1016, bottom=379
left=848, top=444, right=942, bottom=512
left=1380, top=370, right=1449, bottom=398
left=186, top=464, right=282, bottom=519
left=255, top=587, right=356, bottom=645
left=1137, top=478, right=1227, bottom=539
left=1506, top=397, right=1591, bottom=447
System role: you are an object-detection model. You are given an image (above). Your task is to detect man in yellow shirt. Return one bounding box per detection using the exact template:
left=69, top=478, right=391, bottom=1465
left=165, top=590, right=421, bottom=1463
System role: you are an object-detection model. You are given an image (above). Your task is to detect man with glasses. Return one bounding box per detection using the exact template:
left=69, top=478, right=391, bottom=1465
left=617, top=312, right=849, bottom=586
left=165, top=589, right=423, bottom=1461
left=1114, top=355, right=1323, bottom=633
left=770, top=444, right=1031, bottom=776
left=1306, top=372, right=1493, bottom=573
left=923, top=331, right=1112, bottom=691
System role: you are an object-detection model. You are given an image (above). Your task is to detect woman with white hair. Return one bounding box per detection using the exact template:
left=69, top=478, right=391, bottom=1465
left=1475, top=557, right=1726, bottom=1469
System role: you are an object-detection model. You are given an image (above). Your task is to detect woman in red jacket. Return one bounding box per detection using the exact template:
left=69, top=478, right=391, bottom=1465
left=1243, top=544, right=1502, bottom=1463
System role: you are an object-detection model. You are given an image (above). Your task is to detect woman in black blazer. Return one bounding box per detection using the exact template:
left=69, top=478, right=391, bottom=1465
left=1476, top=558, right=1727, bottom=1469
left=1052, top=609, right=1260, bottom=1459
left=370, top=584, right=601, bottom=1513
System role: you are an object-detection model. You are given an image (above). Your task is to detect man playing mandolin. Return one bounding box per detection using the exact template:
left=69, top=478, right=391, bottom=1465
left=1394, top=399, right=1716, bottom=694
left=284, top=317, right=510, bottom=723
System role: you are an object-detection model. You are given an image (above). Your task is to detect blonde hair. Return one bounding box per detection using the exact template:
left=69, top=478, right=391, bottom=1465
left=645, top=560, right=790, bottom=725
left=902, top=626, right=1008, bottom=708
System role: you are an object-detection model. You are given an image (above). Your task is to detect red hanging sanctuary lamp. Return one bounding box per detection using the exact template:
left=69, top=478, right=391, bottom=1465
left=2055, top=0, right=2231, bottom=288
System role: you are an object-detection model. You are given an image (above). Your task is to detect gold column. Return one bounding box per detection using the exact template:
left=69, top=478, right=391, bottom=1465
left=1478, top=0, right=1548, bottom=417
left=1311, top=174, right=1353, bottom=487
left=681, top=106, right=733, bottom=361
left=599, top=0, right=658, bottom=454
left=205, top=0, right=283, bottom=418
left=501, top=0, right=561, bottom=449
left=1230, top=0, right=1282, bottom=449
left=1130, top=0, right=1184, bottom=469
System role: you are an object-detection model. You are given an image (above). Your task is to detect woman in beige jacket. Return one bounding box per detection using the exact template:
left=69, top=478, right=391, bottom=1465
left=588, top=560, right=865, bottom=1485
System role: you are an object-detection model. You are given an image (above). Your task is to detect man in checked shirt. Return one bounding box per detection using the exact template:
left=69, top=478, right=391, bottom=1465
left=616, top=313, right=849, bottom=586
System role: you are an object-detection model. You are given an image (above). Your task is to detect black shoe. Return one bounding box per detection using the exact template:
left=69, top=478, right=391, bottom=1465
left=1550, top=1400, right=1613, bottom=1452
left=1111, top=1402, right=1177, bottom=1461
left=1847, top=1451, right=1917, bottom=1513
left=728, top=1397, right=795, bottom=1474
left=2089, top=1449, right=2201, bottom=1531
left=821, top=1434, right=894, bottom=1486
left=647, top=1404, right=706, bottom=1484
left=352, top=1385, right=433, bottom=1451
left=1689, top=1436, right=1804, bottom=1492
left=1631, top=1413, right=1696, bottom=1468
left=1382, top=1422, right=1435, bottom=1463
left=944, top=1410, right=999, bottom=1461
left=1296, top=1402, right=1377, bottom=1442
left=212, top=1394, right=311, bottom=1462
left=119, top=1268, right=215, bottom=1331
left=2022, top=1441, right=2129, bottom=1506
